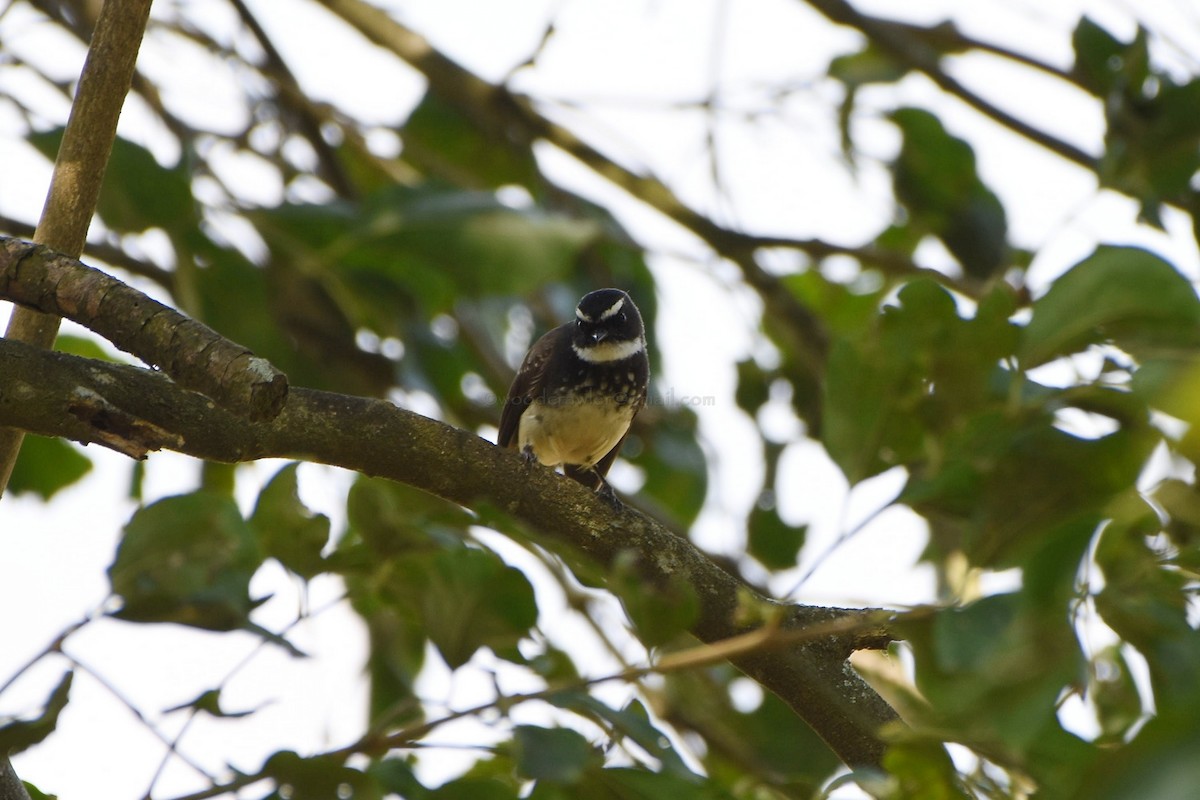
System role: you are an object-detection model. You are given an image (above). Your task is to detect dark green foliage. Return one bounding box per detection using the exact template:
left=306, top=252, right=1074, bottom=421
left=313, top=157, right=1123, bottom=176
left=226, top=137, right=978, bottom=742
left=890, top=109, right=1010, bottom=280
left=29, top=131, right=194, bottom=235
left=250, top=463, right=330, bottom=579
left=108, top=491, right=264, bottom=631
left=1072, top=18, right=1200, bottom=228
left=0, top=672, right=72, bottom=756
left=1020, top=246, right=1200, bottom=365
left=8, top=435, right=91, bottom=500
left=747, top=503, right=806, bottom=570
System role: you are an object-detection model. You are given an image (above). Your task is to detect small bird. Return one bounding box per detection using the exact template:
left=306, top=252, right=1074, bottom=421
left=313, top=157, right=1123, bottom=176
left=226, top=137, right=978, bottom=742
left=498, top=288, right=649, bottom=499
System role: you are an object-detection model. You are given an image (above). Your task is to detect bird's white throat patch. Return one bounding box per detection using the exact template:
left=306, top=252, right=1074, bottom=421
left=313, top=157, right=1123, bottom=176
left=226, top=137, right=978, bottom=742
left=573, top=337, right=644, bottom=363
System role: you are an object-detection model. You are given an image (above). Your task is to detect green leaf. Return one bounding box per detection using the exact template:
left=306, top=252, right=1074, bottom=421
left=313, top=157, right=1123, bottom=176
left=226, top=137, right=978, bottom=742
left=662, top=666, right=838, bottom=790
left=829, top=43, right=908, bottom=88
left=253, top=187, right=602, bottom=316
left=747, top=505, right=806, bottom=570
left=611, top=552, right=699, bottom=648
left=548, top=693, right=698, bottom=780
left=367, top=758, right=430, bottom=798
left=250, top=463, right=330, bottom=579
left=634, top=411, right=708, bottom=528
left=422, top=548, right=538, bottom=669
left=782, top=270, right=886, bottom=338
left=263, top=751, right=380, bottom=800
left=430, top=777, right=519, bottom=800
left=880, top=738, right=966, bottom=800
left=828, top=44, right=909, bottom=164
left=54, top=334, right=120, bottom=362
left=30, top=131, right=194, bottom=234
left=8, top=435, right=92, bottom=500
left=1071, top=17, right=1127, bottom=96
left=21, top=781, right=57, bottom=800
left=905, top=412, right=1148, bottom=570
left=1094, top=521, right=1200, bottom=700
left=403, top=91, right=539, bottom=189
left=823, top=279, right=985, bottom=483
left=190, top=233, right=394, bottom=398
left=511, top=726, right=601, bottom=784
left=0, top=671, right=73, bottom=755
left=900, top=593, right=1084, bottom=753
left=108, top=491, right=264, bottom=631
left=347, top=476, right=473, bottom=556
left=1073, top=704, right=1200, bottom=800
left=527, top=767, right=738, bottom=800
left=1020, top=246, right=1200, bottom=366
left=890, top=108, right=1009, bottom=279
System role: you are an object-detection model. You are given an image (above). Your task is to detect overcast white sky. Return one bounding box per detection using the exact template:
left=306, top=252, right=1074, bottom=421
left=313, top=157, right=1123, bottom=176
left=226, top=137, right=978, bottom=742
left=2, top=0, right=1200, bottom=797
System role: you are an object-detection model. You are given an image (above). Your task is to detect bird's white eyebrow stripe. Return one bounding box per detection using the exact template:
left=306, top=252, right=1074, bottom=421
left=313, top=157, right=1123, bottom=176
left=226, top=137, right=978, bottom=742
left=599, top=297, right=625, bottom=320
left=576, top=307, right=591, bottom=322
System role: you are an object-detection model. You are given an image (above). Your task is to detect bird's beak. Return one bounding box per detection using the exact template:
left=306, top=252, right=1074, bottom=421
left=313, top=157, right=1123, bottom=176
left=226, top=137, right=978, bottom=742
left=589, top=329, right=609, bottom=344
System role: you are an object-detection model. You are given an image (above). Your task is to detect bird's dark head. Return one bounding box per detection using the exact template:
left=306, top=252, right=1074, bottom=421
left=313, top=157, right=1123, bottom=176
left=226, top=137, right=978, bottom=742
left=571, top=288, right=645, bottom=363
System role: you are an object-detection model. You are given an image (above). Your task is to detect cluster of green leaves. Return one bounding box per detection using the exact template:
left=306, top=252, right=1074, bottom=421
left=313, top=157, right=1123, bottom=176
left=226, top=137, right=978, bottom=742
left=726, top=16, right=1200, bottom=797
left=80, top=468, right=782, bottom=799
left=831, top=15, right=1200, bottom=262
left=807, top=243, right=1200, bottom=796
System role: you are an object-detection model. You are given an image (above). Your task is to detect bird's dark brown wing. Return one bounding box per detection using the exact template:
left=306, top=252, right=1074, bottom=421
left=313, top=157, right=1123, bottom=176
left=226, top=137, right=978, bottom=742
left=497, top=324, right=565, bottom=449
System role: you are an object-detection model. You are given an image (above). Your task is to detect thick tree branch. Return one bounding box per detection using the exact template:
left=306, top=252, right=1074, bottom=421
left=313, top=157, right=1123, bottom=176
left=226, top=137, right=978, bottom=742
left=0, top=215, right=176, bottom=290
left=0, top=334, right=898, bottom=767
left=0, top=0, right=153, bottom=494
left=0, top=758, right=31, bottom=800
left=0, top=237, right=287, bottom=421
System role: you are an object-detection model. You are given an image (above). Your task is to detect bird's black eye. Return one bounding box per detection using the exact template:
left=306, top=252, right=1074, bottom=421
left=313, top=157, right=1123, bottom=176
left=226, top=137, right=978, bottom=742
left=619, top=312, right=627, bottom=323
left=575, top=318, right=582, bottom=327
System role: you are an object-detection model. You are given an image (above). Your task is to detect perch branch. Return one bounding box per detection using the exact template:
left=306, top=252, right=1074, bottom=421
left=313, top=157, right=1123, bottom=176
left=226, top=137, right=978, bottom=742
left=1, top=237, right=287, bottom=421
left=0, top=0, right=153, bottom=493
left=0, top=332, right=897, bottom=767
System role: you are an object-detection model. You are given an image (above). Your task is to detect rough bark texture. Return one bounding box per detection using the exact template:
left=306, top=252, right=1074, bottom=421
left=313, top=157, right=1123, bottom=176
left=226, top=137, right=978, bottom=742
left=0, top=335, right=899, bottom=767
left=0, top=0, right=154, bottom=495
left=1, top=237, right=287, bottom=421
left=0, top=758, right=31, bottom=800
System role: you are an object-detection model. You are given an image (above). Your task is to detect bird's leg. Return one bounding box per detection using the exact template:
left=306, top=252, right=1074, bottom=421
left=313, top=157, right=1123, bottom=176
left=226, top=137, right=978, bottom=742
left=595, top=477, right=623, bottom=509
left=520, top=444, right=539, bottom=465
left=565, top=465, right=623, bottom=508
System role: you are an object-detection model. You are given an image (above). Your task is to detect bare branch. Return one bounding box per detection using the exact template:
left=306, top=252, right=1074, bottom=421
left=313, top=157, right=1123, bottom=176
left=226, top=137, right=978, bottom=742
left=0, top=0, right=154, bottom=495
left=0, top=334, right=897, bottom=767
left=1, top=237, right=287, bottom=421
left=0, top=215, right=176, bottom=290
left=802, top=0, right=1096, bottom=168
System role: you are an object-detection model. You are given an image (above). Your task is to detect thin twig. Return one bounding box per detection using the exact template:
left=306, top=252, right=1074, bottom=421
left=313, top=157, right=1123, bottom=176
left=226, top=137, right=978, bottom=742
left=158, top=610, right=893, bottom=800
left=801, top=0, right=1095, bottom=168
left=60, top=651, right=216, bottom=783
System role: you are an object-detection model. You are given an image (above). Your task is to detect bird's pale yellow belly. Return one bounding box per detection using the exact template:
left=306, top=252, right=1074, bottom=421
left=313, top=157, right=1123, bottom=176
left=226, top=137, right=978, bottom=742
left=518, top=397, right=635, bottom=468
